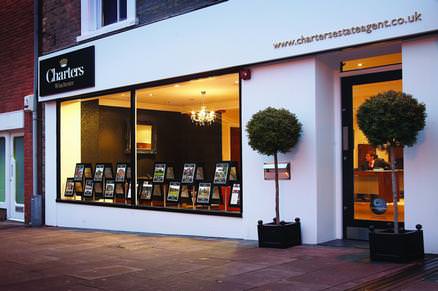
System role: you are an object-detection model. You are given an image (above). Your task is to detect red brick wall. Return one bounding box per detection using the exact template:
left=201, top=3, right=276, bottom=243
left=41, top=0, right=81, bottom=54
left=41, top=0, right=225, bottom=55
left=0, top=1, right=34, bottom=223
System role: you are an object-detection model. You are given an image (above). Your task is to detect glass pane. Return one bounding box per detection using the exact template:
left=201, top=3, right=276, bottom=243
left=0, top=137, right=5, bottom=203
left=136, top=73, right=241, bottom=214
left=14, top=136, right=24, bottom=204
left=103, top=0, right=118, bottom=26
left=60, top=92, right=132, bottom=205
left=119, top=0, right=127, bottom=21
left=343, top=53, right=401, bottom=72
left=353, top=80, right=404, bottom=222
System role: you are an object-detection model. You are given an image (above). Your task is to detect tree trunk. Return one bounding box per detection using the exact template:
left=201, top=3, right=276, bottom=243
left=274, top=152, right=280, bottom=225
left=390, top=146, right=399, bottom=234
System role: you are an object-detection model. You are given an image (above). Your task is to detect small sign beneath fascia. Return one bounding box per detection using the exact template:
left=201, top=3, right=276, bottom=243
left=264, top=162, right=291, bottom=180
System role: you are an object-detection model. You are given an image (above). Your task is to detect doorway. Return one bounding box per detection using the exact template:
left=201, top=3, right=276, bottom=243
left=342, top=70, right=404, bottom=240
left=0, top=132, right=25, bottom=222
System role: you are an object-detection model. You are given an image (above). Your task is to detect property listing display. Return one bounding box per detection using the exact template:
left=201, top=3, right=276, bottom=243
left=62, top=161, right=241, bottom=213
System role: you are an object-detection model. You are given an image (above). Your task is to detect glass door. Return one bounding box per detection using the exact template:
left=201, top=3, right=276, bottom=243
left=0, top=136, right=6, bottom=211
left=342, top=70, right=403, bottom=240
left=11, top=134, right=24, bottom=221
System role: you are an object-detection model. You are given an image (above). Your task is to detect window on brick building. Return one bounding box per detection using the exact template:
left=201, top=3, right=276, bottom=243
left=102, top=0, right=127, bottom=26
left=78, top=0, right=135, bottom=41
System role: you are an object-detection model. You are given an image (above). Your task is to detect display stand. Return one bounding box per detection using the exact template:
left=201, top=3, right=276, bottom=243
left=93, top=163, right=113, bottom=201
left=151, top=162, right=169, bottom=206
left=114, top=162, right=129, bottom=203
left=228, top=182, right=241, bottom=211
left=104, top=178, right=115, bottom=201
left=180, top=163, right=204, bottom=208
left=211, top=161, right=239, bottom=207
left=64, top=177, right=75, bottom=199
left=196, top=181, right=212, bottom=210
left=83, top=178, right=94, bottom=200
left=138, top=179, right=153, bottom=203
left=166, top=181, right=181, bottom=207
left=73, top=163, right=92, bottom=199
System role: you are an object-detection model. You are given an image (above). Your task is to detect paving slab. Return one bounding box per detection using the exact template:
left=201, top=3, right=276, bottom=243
left=0, top=222, right=434, bottom=290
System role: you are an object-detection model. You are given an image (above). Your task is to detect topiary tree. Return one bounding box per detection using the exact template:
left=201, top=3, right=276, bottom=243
left=357, top=90, right=426, bottom=233
left=246, top=107, right=302, bottom=224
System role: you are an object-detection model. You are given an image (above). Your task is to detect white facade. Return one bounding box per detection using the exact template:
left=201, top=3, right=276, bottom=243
left=402, top=35, right=438, bottom=254
left=41, top=1, right=438, bottom=253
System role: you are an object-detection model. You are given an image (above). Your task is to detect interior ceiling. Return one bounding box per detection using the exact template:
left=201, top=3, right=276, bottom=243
left=343, top=53, right=401, bottom=71
left=319, top=40, right=402, bottom=68
left=100, top=73, right=239, bottom=109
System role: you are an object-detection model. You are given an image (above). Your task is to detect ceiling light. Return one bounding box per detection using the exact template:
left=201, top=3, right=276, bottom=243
left=357, top=63, right=363, bottom=67
left=191, top=91, right=215, bottom=126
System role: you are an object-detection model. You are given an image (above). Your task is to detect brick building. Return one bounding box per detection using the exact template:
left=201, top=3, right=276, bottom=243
left=38, top=0, right=438, bottom=256
left=41, top=0, right=223, bottom=54
left=0, top=1, right=35, bottom=222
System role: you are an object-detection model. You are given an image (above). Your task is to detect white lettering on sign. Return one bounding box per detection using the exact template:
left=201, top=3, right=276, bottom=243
left=45, top=66, right=85, bottom=84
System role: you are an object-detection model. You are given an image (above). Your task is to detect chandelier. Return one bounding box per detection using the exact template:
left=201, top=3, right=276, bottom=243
left=190, top=91, right=216, bottom=126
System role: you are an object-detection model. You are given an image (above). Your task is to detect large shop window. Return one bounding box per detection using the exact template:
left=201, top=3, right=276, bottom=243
left=59, top=73, right=242, bottom=215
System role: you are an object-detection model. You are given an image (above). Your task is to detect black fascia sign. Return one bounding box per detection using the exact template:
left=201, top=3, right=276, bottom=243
left=39, top=46, right=95, bottom=96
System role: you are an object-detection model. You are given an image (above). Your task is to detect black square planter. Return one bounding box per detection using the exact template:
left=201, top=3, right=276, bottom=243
left=257, top=218, right=301, bottom=249
left=369, top=225, right=424, bottom=263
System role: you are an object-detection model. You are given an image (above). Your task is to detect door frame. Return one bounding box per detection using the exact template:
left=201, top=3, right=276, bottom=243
left=0, top=132, right=25, bottom=222
left=341, top=69, right=403, bottom=239
left=10, top=132, right=25, bottom=221
left=0, top=133, right=10, bottom=212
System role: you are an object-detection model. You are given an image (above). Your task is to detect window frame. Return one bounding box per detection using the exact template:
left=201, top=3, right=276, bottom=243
left=56, top=69, right=243, bottom=218
left=78, top=0, right=136, bottom=42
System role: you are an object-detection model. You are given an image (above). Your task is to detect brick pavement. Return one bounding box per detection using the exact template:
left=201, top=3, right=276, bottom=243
left=0, top=222, right=435, bottom=291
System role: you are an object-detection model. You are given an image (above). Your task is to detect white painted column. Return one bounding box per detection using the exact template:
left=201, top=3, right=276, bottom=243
left=44, top=102, right=58, bottom=226
left=315, top=57, right=337, bottom=243
left=402, top=35, right=438, bottom=254
left=241, top=57, right=319, bottom=243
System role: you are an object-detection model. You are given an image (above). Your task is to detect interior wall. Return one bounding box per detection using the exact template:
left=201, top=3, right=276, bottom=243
left=221, top=109, right=239, bottom=161
left=60, top=101, right=81, bottom=196
left=80, top=100, right=222, bottom=179
left=402, top=35, right=438, bottom=254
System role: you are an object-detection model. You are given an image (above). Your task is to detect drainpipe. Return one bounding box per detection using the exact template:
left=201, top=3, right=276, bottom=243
left=31, top=0, right=42, bottom=226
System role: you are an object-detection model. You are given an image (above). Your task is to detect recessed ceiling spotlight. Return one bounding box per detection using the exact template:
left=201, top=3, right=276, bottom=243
left=149, top=93, right=153, bottom=97
left=174, top=84, right=180, bottom=88
left=357, top=63, right=363, bottom=67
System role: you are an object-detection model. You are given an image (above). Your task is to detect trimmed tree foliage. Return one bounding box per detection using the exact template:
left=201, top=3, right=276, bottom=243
left=357, top=91, right=426, bottom=233
left=246, top=107, right=302, bottom=224
left=357, top=91, right=426, bottom=147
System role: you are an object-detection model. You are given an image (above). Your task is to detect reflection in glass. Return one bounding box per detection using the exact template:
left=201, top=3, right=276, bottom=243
left=352, top=80, right=404, bottom=222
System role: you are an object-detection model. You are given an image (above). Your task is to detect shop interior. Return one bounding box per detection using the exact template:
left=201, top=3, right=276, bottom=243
left=59, top=73, right=241, bottom=214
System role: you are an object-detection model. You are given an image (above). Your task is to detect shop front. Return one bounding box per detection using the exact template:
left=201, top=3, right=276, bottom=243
left=39, top=1, right=438, bottom=253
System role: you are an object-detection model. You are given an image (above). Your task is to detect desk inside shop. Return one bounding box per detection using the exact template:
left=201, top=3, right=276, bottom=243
left=354, top=169, right=404, bottom=202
